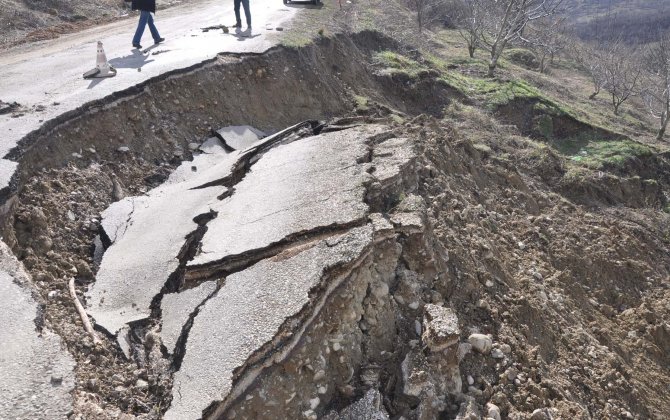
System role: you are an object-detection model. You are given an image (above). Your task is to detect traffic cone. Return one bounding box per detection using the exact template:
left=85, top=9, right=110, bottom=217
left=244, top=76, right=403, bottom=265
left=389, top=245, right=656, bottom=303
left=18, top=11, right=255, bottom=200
left=83, top=41, right=117, bottom=79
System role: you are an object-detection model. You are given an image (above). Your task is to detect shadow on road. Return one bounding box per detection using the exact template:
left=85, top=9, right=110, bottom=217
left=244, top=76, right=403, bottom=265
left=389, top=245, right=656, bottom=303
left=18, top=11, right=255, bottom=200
left=284, top=1, right=324, bottom=9
left=109, top=47, right=156, bottom=70
left=233, top=28, right=261, bottom=40
left=87, top=47, right=158, bottom=89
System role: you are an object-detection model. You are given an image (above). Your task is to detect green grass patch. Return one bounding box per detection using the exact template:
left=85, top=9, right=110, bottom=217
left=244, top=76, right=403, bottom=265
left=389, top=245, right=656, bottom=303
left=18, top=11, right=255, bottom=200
left=440, top=71, right=567, bottom=112
left=554, top=136, right=653, bottom=169
left=373, top=51, right=428, bottom=78
left=504, top=48, right=538, bottom=69
left=354, top=95, right=370, bottom=112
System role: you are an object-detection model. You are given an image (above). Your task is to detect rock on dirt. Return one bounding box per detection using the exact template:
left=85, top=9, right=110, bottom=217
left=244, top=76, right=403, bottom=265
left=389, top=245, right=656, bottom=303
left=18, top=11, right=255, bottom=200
left=468, top=333, right=493, bottom=354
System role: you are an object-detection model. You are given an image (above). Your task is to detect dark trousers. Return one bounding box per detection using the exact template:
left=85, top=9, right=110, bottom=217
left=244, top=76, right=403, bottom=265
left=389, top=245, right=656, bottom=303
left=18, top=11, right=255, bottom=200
left=133, top=11, right=160, bottom=45
left=234, top=0, right=251, bottom=27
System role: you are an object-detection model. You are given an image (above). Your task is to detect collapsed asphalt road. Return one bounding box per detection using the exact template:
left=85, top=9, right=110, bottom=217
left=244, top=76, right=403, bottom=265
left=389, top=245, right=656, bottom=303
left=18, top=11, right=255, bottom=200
left=87, top=121, right=420, bottom=418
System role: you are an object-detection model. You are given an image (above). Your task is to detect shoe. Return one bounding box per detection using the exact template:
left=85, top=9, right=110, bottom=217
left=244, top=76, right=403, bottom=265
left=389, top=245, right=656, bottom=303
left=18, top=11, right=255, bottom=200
left=154, top=37, right=165, bottom=45
left=132, top=43, right=142, bottom=49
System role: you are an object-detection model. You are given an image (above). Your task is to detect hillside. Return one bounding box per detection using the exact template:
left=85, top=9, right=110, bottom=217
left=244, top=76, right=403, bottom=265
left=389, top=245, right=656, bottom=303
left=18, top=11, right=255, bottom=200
left=1, top=0, right=669, bottom=419
left=566, top=0, right=670, bottom=43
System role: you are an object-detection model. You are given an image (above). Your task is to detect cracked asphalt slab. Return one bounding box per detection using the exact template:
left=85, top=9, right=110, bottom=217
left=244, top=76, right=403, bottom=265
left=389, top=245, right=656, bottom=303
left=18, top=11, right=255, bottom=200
left=160, top=280, right=218, bottom=355
left=188, top=125, right=381, bottom=268
left=166, top=225, right=375, bottom=420
left=83, top=122, right=414, bottom=417
left=87, top=149, right=241, bottom=335
left=87, top=125, right=379, bottom=337
left=0, top=0, right=298, bottom=192
left=0, top=241, right=75, bottom=419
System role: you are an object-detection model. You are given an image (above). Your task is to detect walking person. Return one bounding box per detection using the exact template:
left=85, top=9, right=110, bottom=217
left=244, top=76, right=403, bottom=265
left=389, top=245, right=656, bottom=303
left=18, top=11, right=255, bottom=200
left=233, top=0, right=251, bottom=30
left=131, top=0, right=165, bottom=49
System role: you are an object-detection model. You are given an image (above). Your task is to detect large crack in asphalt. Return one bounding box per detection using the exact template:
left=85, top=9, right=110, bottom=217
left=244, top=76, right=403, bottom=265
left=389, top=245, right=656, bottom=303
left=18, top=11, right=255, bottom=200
left=112, top=120, right=331, bottom=362
left=168, top=218, right=370, bottom=371
left=203, top=234, right=379, bottom=419
left=189, top=120, right=321, bottom=191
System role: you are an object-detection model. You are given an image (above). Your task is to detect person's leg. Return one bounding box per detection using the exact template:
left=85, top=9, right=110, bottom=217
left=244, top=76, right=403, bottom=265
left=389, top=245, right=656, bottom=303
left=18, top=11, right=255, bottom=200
left=132, top=11, right=149, bottom=46
left=234, top=0, right=242, bottom=27
left=242, top=0, right=251, bottom=27
left=147, top=13, right=161, bottom=41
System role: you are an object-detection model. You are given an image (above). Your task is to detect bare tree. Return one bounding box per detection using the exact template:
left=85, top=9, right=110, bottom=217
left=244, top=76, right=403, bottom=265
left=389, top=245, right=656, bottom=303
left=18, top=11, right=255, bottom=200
left=449, top=0, right=484, bottom=58
left=642, top=32, right=670, bottom=140
left=524, top=17, right=568, bottom=73
left=571, top=42, right=607, bottom=99
left=601, top=39, right=642, bottom=115
left=479, top=0, right=566, bottom=77
left=406, top=0, right=449, bottom=33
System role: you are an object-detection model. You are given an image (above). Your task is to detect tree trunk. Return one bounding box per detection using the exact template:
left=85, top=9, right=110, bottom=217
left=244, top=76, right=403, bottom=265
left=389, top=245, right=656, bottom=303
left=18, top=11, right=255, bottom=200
left=488, top=49, right=499, bottom=77
left=468, top=45, right=475, bottom=58
left=658, top=110, right=669, bottom=140
left=588, top=90, right=599, bottom=100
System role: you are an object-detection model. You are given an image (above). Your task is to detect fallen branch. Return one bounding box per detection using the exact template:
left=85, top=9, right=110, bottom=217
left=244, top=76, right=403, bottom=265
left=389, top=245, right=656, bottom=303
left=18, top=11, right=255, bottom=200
left=68, top=277, right=101, bottom=345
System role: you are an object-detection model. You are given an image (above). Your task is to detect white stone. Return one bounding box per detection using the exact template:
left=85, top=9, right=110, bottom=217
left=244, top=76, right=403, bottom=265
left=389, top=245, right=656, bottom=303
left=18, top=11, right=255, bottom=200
left=486, top=403, right=501, bottom=420
left=491, top=348, right=504, bottom=359
left=458, top=343, right=472, bottom=360
left=468, top=333, right=492, bottom=354
left=530, top=409, right=550, bottom=420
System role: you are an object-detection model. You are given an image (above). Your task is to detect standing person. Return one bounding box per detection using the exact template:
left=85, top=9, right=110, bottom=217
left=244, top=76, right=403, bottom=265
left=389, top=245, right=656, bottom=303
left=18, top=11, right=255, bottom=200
left=131, top=0, right=165, bottom=49
left=233, top=0, right=251, bottom=30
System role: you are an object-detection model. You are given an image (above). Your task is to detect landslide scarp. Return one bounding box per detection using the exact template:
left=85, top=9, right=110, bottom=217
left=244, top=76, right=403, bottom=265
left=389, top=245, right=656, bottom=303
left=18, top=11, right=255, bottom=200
left=2, top=27, right=670, bottom=420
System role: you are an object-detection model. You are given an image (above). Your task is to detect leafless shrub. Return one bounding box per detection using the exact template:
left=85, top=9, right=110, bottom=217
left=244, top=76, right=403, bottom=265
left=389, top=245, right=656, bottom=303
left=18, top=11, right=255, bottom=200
left=447, top=0, right=484, bottom=57
left=641, top=32, right=670, bottom=140
left=478, top=0, right=566, bottom=77
left=405, top=0, right=449, bottom=33
left=601, top=39, right=642, bottom=115
left=523, top=17, right=569, bottom=73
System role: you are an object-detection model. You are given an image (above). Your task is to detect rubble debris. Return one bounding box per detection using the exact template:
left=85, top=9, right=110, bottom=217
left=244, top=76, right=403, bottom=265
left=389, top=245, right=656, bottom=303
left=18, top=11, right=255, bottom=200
left=421, top=304, right=460, bottom=352
left=0, top=100, right=21, bottom=115
left=324, top=389, right=389, bottom=419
